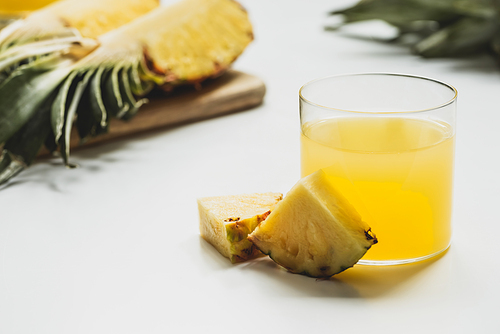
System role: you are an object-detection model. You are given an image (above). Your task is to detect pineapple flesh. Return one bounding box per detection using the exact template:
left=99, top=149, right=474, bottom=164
left=0, top=0, right=159, bottom=50
left=248, top=170, right=377, bottom=278
left=35, top=0, right=160, bottom=39
left=198, top=193, right=283, bottom=263
left=96, top=0, right=254, bottom=85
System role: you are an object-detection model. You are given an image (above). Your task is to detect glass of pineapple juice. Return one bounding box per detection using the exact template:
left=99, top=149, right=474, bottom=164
left=300, top=73, right=457, bottom=265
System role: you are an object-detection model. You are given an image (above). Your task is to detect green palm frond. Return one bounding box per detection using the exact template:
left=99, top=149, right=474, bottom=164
left=330, top=0, right=500, bottom=58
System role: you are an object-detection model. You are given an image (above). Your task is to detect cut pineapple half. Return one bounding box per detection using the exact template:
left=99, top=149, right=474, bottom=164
left=198, top=193, right=283, bottom=263
left=0, top=0, right=253, bottom=185
left=248, top=170, right=377, bottom=278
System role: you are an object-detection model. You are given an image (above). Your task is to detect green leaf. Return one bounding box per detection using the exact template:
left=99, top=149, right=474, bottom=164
left=331, top=0, right=460, bottom=27
left=413, top=16, right=500, bottom=57
left=44, top=130, right=58, bottom=154
left=128, top=62, right=145, bottom=96
left=0, top=37, right=80, bottom=74
left=0, top=150, right=25, bottom=186
left=117, top=67, right=147, bottom=121
left=75, top=69, right=99, bottom=141
left=490, top=31, right=500, bottom=56
left=131, top=61, right=156, bottom=96
left=89, top=66, right=108, bottom=129
left=0, top=65, right=70, bottom=144
left=452, top=0, right=500, bottom=19
left=50, top=70, right=79, bottom=143
left=329, top=0, right=500, bottom=59
left=60, top=70, right=92, bottom=166
left=101, top=65, right=127, bottom=119
left=0, top=101, right=54, bottom=185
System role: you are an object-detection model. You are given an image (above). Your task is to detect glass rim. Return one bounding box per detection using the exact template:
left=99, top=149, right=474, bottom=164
left=299, top=72, right=458, bottom=114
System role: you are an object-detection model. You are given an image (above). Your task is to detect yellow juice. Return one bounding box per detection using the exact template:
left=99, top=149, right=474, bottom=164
left=0, top=0, right=56, bottom=14
left=301, top=117, right=455, bottom=263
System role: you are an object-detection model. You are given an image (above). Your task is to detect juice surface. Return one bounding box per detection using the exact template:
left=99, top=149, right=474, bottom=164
left=301, top=117, right=455, bottom=263
left=0, top=0, right=56, bottom=14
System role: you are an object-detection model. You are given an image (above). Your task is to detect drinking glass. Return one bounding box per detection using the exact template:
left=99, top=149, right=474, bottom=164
left=299, top=73, right=457, bottom=265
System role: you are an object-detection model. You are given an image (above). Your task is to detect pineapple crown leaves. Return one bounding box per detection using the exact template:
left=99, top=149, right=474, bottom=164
left=0, top=57, right=73, bottom=145
left=0, top=17, right=81, bottom=53
left=0, top=17, right=85, bottom=81
left=0, top=16, right=184, bottom=187
left=0, top=43, right=162, bottom=186
left=0, top=32, right=98, bottom=146
left=0, top=19, right=98, bottom=89
left=0, top=61, right=72, bottom=186
left=0, top=150, right=25, bottom=185
left=330, top=0, right=500, bottom=58
left=52, top=57, right=156, bottom=165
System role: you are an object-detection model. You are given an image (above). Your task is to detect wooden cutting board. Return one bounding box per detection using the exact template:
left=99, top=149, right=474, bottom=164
left=39, top=70, right=265, bottom=155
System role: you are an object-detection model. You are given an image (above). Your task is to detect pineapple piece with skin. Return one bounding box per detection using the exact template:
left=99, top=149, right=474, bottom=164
left=198, top=193, right=283, bottom=263
left=0, top=0, right=253, bottom=185
left=248, top=170, right=377, bottom=278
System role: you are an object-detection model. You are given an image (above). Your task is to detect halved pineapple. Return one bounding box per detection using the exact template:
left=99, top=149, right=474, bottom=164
left=198, top=193, right=283, bottom=263
left=0, top=0, right=254, bottom=185
left=248, top=170, right=377, bottom=278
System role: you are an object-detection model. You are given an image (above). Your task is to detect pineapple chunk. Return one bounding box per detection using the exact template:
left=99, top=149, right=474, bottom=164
left=198, top=193, right=282, bottom=263
left=248, top=170, right=377, bottom=278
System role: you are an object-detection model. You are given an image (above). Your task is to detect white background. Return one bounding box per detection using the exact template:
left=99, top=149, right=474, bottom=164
left=1, top=0, right=499, bottom=333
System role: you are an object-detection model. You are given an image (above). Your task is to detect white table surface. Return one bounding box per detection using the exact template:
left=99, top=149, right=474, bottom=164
left=1, top=0, right=499, bottom=333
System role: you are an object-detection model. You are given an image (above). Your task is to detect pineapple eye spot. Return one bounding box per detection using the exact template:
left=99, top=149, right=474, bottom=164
left=365, top=229, right=378, bottom=243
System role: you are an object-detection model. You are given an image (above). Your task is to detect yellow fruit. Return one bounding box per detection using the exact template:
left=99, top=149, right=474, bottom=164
left=0, top=0, right=159, bottom=52
left=198, top=193, right=283, bottom=263
left=45, top=0, right=159, bottom=39
left=95, top=0, right=253, bottom=86
left=248, top=170, right=377, bottom=278
left=0, top=0, right=254, bottom=185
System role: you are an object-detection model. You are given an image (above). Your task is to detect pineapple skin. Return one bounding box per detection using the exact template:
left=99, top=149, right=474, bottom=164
left=198, top=193, right=282, bottom=264
left=225, top=211, right=271, bottom=263
left=249, top=170, right=377, bottom=278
